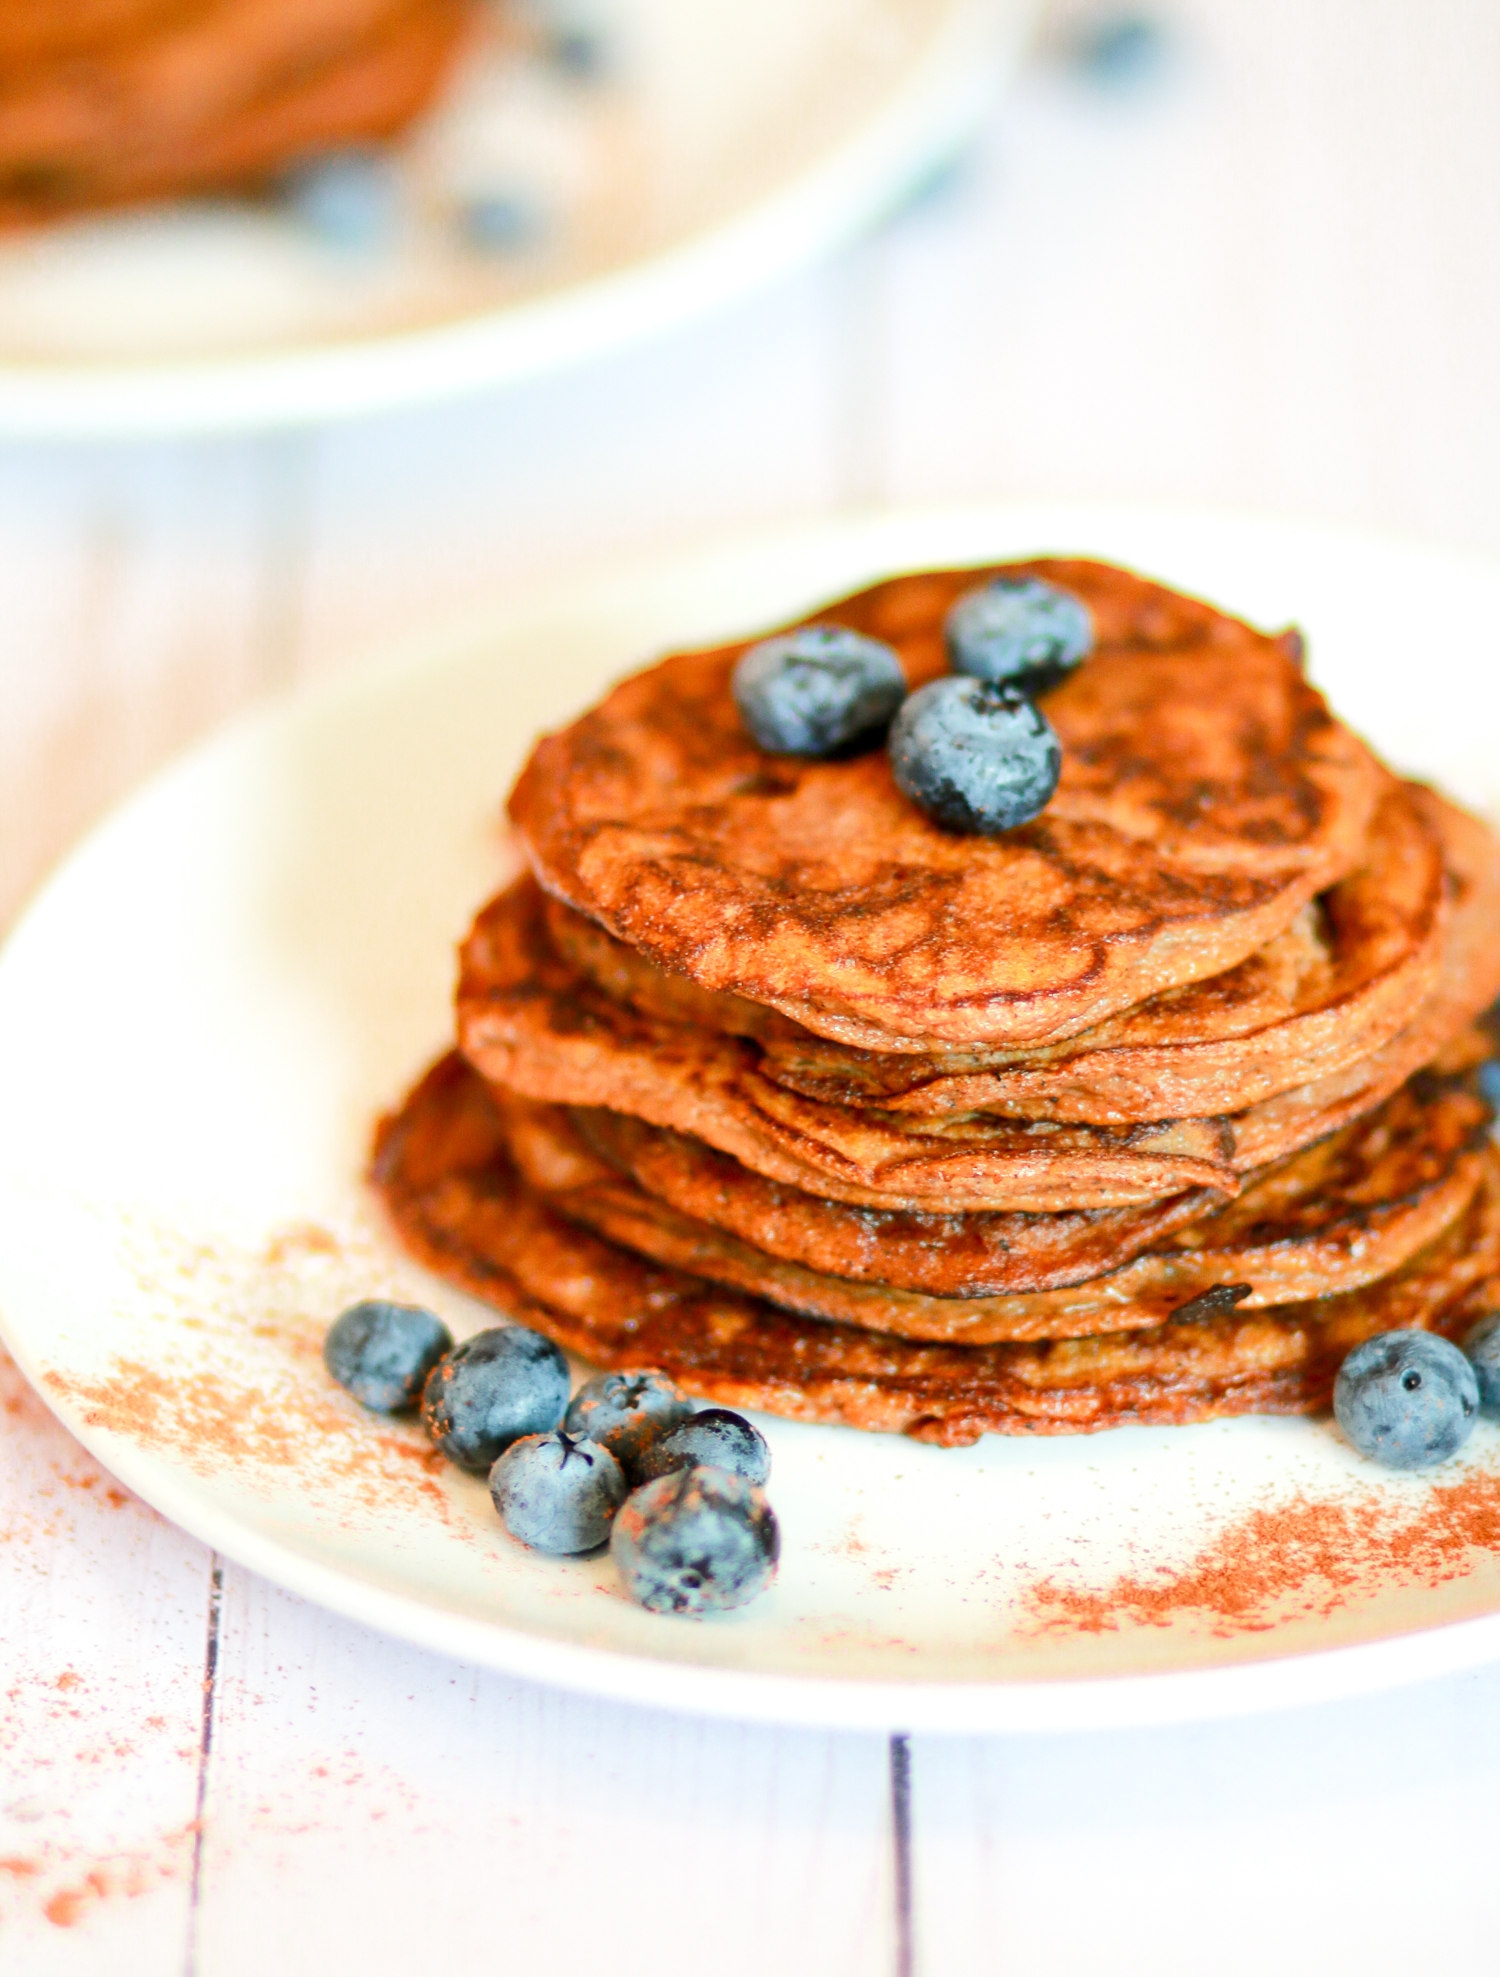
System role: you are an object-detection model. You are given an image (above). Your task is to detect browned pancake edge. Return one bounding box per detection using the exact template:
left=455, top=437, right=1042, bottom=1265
left=458, top=787, right=1500, bottom=1212
left=371, top=1053, right=1500, bottom=1445
left=544, top=777, right=1448, bottom=1125
left=496, top=1076, right=1490, bottom=1343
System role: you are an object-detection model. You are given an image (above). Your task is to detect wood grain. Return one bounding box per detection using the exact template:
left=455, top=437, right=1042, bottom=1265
left=0, top=1347, right=210, bottom=1969
left=192, top=1569, right=894, bottom=1975
left=908, top=1675, right=1500, bottom=1974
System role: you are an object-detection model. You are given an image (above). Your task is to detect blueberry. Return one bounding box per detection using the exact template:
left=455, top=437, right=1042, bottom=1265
left=889, top=676, right=1062, bottom=833
left=611, top=1465, right=779, bottom=1617
left=458, top=192, right=543, bottom=252
left=421, top=1325, right=570, bottom=1474
left=564, top=1370, right=694, bottom=1479
left=489, top=1430, right=626, bottom=1553
left=547, top=25, right=608, bottom=75
left=323, top=1300, right=452, bottom=1413
left=1462, top=1312, right=1500, bottom=1417
left=286, top=150, right=399, bottom=249
left=637, top=1408, right=770, bottom=1487
left=1333, top=1330, right=1479, bottom=1469
left=1070, top=14, right=1169, bottom=88
left=733, top=625, right=906, bottom=757
left=1477, top=1058, right=1500, bottom=1114
left=944, top=576, right=1092, bottom=695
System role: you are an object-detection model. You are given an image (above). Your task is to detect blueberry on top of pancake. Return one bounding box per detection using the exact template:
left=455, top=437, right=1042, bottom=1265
left=509, top=560, right=1383, bottom=1052
left=944, top=573, right=1093, bottom=693
left=888, top=677, right=1063, bottom=834
left=732, top=625, right=904, bottom=756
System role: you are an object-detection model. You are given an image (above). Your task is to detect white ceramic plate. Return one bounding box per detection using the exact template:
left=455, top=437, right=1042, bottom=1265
left=5, top=504, right=1500, bottom=1733
left=0, top=0, right=1029, bottom=438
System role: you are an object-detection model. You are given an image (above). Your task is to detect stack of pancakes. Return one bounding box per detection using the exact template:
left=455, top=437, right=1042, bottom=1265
left=375, top=560, right=1500, bottom=1444
left=0, top=0, right=474, bottom=225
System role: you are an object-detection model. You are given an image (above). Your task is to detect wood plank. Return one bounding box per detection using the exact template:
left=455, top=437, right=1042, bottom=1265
left=193, top=1565, right=896, bottom=1977
left=872, top=0, right=1500, bottom=558
left=287, top=263, right=850, bottom=682
left=0, top=1344, right=211, bottom=1972
left=0, top=434, right=288, bottom=931
left=908, top=1671, right=1500, bottom=1975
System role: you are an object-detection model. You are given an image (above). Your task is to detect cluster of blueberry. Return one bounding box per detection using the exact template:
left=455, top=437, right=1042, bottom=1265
left=282, top=17, right=607, bottom=257
left=283, top=151, right=545, bottom=256
left=323, top=1301, right=779, bottom=1615
left=731, top=574, right=1092, bottom=834
left=1334, top=1316, right=1500, bottom=1469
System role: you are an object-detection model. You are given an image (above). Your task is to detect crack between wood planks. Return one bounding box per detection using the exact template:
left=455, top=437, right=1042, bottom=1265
left=184, top=1554, right=223, bottom=1977
left=890, top=1732, right=914, bottom=1977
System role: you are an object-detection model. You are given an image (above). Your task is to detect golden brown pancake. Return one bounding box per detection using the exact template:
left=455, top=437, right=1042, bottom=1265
left=0, top=0, right=474, bottom=226
left=458, top=876, right=1246, bottom=1209
left=458, top=788, right=1500, bottom=1211
left=543, top=777, right=1448, bottom=1124
left=509, top=560, right=1383, bottom=1053
left=372, top=1053, right=1500, bottom=1444
left=1231, top=788, right=1500, bottom=1167
left=496, top=1076, right=1490, bottom=1343
left=526, top=1103, right=1222, bottom=1297
left=381, top=553, right=1500, bottom=1445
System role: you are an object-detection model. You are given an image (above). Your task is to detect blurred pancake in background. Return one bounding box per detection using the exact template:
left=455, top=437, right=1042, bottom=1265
left=0, top=0, right=477, bottom=225
left=0, top=0, right=1028, bottom=434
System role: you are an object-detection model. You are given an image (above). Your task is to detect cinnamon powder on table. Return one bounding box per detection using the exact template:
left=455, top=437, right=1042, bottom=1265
left=0, top=1829, right=195, bottom=1932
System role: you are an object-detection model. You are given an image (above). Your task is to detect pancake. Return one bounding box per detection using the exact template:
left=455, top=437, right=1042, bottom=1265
left=561, top=1083, right=1479, bottom=1299
left=458, top=876, right=1246, bottom=1210
left=0, top=0, right=473, bottom=226
left=1230, top=787, right=1500, bottom=1167
left=496, top=1076, right=1490, bottom=1343
left=543, top=776, right=1448, bottom=1125
left=372, top=1053, right=1500, bottom=1444
left=459, top=788, right=1500, bottom=1211
left=509, top=560, right=1383, bottom=1053
left=520, top=1103, right=1222, bottom=1297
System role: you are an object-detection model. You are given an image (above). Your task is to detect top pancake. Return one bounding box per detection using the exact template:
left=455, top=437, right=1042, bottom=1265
left=541, top=777, right=1449, bottom=1125
left=509, top=560, right=1384, bottom=1051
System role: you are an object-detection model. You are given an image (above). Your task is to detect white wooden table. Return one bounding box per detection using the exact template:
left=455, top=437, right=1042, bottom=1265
left=8, top=4, right=1500, bottom=1968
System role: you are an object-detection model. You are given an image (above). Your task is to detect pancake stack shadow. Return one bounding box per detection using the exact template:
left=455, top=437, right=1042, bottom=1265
left=375, top=559, right=1500, bottom=1444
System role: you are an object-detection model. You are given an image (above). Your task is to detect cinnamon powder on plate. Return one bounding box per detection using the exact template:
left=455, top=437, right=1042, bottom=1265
left=1026, top=1467, right=1500, bottom=1637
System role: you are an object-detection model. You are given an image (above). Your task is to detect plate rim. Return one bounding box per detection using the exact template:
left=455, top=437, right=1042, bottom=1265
left=8, top=497, right=1500, bottom=1732
left=11, top=1366, right=1500, bottom=1733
